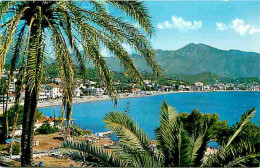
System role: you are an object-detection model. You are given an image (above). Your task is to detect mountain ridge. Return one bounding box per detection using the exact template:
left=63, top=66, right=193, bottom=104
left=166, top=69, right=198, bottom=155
left=7, top=43, right=258, bottom=78
left=102, top=43, right=260, bottom=78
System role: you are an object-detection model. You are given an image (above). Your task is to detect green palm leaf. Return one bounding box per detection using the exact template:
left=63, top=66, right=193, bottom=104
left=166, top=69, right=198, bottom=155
left=203, top=107, right=257, bottom=167
left=224, top=107, right=256, bottom=151
left=104, top=111, right=153, bottom=154
left=61, top=139, right=125, bottom=167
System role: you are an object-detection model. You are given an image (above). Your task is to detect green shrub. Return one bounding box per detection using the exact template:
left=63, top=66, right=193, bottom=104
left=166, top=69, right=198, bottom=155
left=69, top=124, right=92, bottom=137
left=7, top=144, right=21, bottom=155
left=37, top=121, right=59, bottom=134
left=7, top=105, right=43, bottom=127
left=34, top=130, right=40, bottom=135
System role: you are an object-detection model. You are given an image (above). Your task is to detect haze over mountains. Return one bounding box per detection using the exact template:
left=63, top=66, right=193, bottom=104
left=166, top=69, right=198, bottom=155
left=92, top=43, right=260, bottom=78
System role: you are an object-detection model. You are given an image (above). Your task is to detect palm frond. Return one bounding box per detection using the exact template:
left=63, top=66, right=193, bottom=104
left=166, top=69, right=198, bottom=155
left=46, top=17, right=75, bottom=134
left=110, top=144, right=161, bottom=167
left=9, top=23, right=27, bottom=75
left=0, top=6, right=29, bottom=78
left=189, top=129, right=207, bottom=165
left=61, top=139, right=125, bottom=167
left=224, top=107, right=256, bottom=150
left=26, top=7, right=43, bottom=92
left=160, top=101, right=178, bottom=124
left=0, top=1, right=16, bottom=20
left=227, top=153, right=260, bottom=167
left=68, top=3, right=162, bottom=77
left=203, top=108, right=257, bottom=167
left=204, top=140, right=259, bottom=167
left=57, top=5, right=87, bottom=76
left=107, top=0, right=154, bottom=36
left=104, top=111, right=154, bottom=155
left=155, top=101, right=179, bottom=166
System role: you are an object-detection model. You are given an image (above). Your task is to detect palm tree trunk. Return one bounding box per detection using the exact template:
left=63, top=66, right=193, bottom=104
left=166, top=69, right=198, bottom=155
left=21, top=21, right=43, bottom=166
left=60, top=96, right=66, bottom=130
left=65, top=95, right=72, bottom=137
left=2, top=94, right=4, bottom=116
left=21, top=86, right=38, bottom=166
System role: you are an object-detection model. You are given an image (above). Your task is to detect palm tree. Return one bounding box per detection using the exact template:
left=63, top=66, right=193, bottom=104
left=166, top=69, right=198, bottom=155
left=62, top=102, right=259, bottom=167
left=0, top=1, right=161, bottom=166
left=60, top=95, right=67, bottom=130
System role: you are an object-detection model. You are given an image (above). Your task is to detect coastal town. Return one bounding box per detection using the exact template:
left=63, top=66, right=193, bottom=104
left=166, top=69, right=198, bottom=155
left=0, top=1, right=259, bottom=167
left=1, top=69, right=260, bottom=108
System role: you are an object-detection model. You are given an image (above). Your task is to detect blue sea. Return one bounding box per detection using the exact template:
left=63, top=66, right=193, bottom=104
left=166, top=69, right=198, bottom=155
left=39, top=91, right=260, bottom=139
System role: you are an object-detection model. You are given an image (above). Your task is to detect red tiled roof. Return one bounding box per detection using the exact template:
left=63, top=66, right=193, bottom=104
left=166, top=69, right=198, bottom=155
left=9, top=94, right=16, bottom=97
left=48, top=83, right=60, bottom=88
left=131, top=88, right=141, bottom=91
left=36, top=116, right=55, bottom=124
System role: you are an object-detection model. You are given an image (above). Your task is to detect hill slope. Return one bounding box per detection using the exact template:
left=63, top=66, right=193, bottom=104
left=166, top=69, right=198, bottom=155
left=8, top=43, right=259, bottom=78
left=102, top=43, right=260, bottom=78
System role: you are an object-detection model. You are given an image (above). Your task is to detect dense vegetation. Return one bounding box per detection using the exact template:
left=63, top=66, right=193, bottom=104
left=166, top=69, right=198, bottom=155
left=6, top=144, right=20, bottom=155
left=178, top=110, right=260, bottom=151
left=36, top=120, right=59, bottom=135
left=43, top=63, right=260, bottom=86
left=69, top=124, right=92, bottom=137
left=62, top=102, right=260, bottom=167
left=6, top=105, right=43, bottom=128
left=174, top=72, right=220, bottom=85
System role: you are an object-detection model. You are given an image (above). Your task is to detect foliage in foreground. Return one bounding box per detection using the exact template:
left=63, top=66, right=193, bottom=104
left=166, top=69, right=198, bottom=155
left=6, top=105, right=43, bottom=128
left=6, top=144, right=20, bottom=155
left=69, top=124, right=92, bottom=137
left=62, top=102, right=260, bottom=167
left=36, top=120, right=59, bottom=135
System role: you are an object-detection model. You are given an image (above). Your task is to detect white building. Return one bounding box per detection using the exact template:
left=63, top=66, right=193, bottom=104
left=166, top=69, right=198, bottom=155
left=74, top=86, right=82, bottom=97
left=204, top=85, right=211, bottom=91
left=9, top=78, right=17, bottom=94
left=39, top=90, right=49, bottom=101
left=192, top=82, right=204, bottom=91
left=41, top=84, right=62, bottom=99
left=85, top=87, right=104, bottom=96
left=131, top=88, right=142, bottom=94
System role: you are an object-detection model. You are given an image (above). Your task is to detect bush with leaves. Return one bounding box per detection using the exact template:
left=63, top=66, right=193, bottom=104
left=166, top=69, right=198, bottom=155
left=37, top=121, right=59, bottom=134
left=69, top=124, right=92, bottom=137
left=7, top=144, right=21, bottom=155
left=7, top=105, right=43, bottom=127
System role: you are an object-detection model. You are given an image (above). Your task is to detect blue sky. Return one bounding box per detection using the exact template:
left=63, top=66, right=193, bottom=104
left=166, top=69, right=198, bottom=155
left=138, top=1, right=260, bottom=53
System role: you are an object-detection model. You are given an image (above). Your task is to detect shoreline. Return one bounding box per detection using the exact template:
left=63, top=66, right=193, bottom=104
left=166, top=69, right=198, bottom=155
left=35, top=90, right=260, bottom=109
left=1, top=90, right=259, bottom=112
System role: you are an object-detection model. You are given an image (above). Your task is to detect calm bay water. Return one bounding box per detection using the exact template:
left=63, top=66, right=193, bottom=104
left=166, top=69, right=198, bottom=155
left=39, top=91, right=260, bottom=139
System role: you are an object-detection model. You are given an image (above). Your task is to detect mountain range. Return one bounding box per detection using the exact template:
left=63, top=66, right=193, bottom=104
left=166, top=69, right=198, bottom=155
left=95, top=43, right=260, bottom=78
left=7, top=43, right=259, bottom=78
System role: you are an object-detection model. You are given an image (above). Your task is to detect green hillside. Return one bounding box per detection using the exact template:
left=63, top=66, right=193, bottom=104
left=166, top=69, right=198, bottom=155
left=7, top=43, right=260, bottom=79
left=102, top=43, right=260, bottom=78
